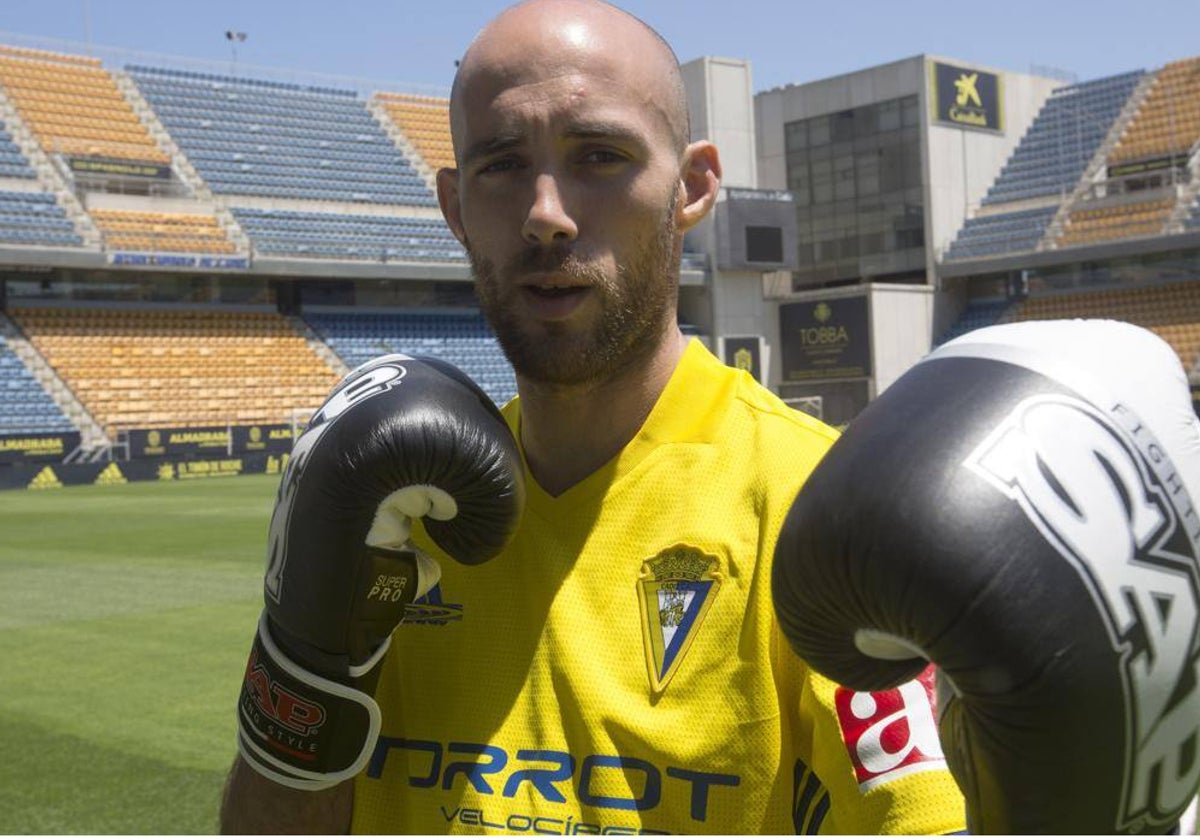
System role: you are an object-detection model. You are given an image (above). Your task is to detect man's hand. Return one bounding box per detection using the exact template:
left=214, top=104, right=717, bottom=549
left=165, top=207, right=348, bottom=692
left=231, top=354, right=525, bottom=795
left=773, top=320, right=1200, bottom=834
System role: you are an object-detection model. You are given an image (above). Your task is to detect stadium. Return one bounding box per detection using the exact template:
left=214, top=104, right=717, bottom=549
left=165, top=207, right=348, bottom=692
left=0, top=7, right=1198, bottom=834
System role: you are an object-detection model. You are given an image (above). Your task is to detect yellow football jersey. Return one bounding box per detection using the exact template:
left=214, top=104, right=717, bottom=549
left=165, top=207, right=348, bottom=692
left=353, top=340, right=965, bottom=834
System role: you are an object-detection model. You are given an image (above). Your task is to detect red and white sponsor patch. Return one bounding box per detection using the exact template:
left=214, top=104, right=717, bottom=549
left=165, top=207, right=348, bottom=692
left=834, top=665, right=947, bottom=790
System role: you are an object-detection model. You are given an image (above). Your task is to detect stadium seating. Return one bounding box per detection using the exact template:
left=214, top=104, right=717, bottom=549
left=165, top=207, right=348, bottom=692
left=0, top=331, right=73, bottom=434
left=1109, top=57, right=1200, bottom=165
left=1056, top=196, right=1174, bottom=247
left=982, top=71, right=1144, bottom=206
left=1010, top=282, right=1200, bottom=373
left=89, top=208, right=237, bottom=254
left=0, top=119, right=36, bottom=179
left=0, top=189, right=82, bottom=246
left=944, top=205, right=1058, bottom=260
left=374, top=93, right=454, bottom=174
left=304, top=310, right=516, bottom=405
left=0, top=45, right=168, bottom=164
left=231, top=206, right=464, bottom=261
left=127, top=66, right=436, bottom=206
left=933, top=299, right=1015, bottom=345
left=8, top=306, right=340, bottom=435
left=936, top=283, right=1200, bottom=376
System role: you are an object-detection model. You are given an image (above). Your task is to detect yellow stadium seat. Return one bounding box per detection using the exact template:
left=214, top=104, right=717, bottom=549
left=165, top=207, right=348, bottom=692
left=1109, top=57, right=1200, bottom=165
left=7, top=305, right=339, bottom=431
left=0, top=52, right=167, bottom=162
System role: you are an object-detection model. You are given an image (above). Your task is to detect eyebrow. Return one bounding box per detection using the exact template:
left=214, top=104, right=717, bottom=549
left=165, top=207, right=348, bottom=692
left=462, top=120, right=647, bottom=167
left=561, top=120, right=645, bottom=146
left=462, top=133, right=524, bottom=168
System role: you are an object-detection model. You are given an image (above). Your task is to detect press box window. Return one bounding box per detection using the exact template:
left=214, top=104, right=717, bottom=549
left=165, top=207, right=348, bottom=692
left=745, top=226, right=784, bottom=264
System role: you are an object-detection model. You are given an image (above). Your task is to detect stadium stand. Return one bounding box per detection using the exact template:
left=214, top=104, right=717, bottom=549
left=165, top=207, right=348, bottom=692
left=0, top=331, right=72, bottom=434
left=944, top=205, right=1058, bottom=260
left=945, top=59, right=1200, bottom=261
left=1109, top=57, right=1200, bottom=166
left=374, top=93, right=455, bottom=174
left=1025, top=284, right=1200, bottom=376
left=231, top=207, right=464, bottom=261
left=981, top=71, right=1144, bottom=206
left=0, top=119, right=36, bottom=179
left=946, top=69, right=1152, bottom=262
left=8, top=305, right=340, bottom=435
left=0, top=189, right=82, bottom=246
left=989, top=282, right=1200, bottom=374
left=937, top=282, right=1200, bottom=377
left=0, top=46, right=168, bottom=164
left=934, top=299, right=1015, bottom=345
left=1057, top=195, right=1175, bottom=246
left=304, top=310, right=516, bottom=405
left=89, top=208, right=237, bottom=254
left=127, top=66, right=436, bottom=206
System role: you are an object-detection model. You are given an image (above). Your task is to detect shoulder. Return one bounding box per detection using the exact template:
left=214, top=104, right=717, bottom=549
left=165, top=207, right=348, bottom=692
left=725, top=367, right=839, bottom=468
left=684, top=339, right=838, bottom=455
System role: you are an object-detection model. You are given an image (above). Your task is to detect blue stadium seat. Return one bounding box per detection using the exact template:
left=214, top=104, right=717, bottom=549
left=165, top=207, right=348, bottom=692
left=0, top=190, right=83, bottom=247
left=981, top=71, right=1144, bottom=207
left=934, top=300, right=1015, bottom=345
left=304, top=311, right=516, bottom=406
left=0, top=120, right=36, bottom=180
left=231, top=207, right=467, bottom=262
left=0, top=334, right=75, bottom=434
left=945, top=205, right=1059, bottom=261
left=127, top=65, right=437, bottom=207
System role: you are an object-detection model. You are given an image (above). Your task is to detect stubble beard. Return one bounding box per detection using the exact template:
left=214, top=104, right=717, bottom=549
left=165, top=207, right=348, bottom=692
left=469, top=195, right=681, bottom=388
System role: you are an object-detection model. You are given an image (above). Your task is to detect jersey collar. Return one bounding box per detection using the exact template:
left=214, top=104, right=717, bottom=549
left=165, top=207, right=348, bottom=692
left=505, top=339, right=736, bottom=514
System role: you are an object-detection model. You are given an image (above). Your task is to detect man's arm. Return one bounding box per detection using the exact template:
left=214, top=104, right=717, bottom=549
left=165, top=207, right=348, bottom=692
left=219, top=755, right=353, bottom=834
left=221, top=357, right=524, bottom=831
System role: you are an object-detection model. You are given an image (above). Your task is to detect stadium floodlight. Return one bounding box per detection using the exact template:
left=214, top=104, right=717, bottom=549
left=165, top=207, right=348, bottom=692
left=225, top=30, right=248, bottom=64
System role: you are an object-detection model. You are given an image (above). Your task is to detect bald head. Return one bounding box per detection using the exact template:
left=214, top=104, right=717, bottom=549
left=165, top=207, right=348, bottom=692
left=449, top=0, right=690, bottom=162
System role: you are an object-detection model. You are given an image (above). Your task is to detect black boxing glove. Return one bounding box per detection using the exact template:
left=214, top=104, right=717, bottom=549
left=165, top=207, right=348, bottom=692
left=772, top=320, right=1200, bottom=834
left=236, top=354, right=524, bottom=790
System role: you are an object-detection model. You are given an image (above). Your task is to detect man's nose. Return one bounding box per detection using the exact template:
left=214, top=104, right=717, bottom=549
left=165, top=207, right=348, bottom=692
left=521, top=173, right=578, bottom=245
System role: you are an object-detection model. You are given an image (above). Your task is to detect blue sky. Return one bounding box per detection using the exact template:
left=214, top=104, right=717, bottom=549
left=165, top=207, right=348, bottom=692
left=0, top=0, right=1195, bottom=95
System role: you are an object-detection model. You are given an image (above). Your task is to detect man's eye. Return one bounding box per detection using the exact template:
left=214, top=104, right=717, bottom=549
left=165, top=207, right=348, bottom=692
left=479, top=158, right=521, bottom=174
left=580, top=149, right=626, bottom=165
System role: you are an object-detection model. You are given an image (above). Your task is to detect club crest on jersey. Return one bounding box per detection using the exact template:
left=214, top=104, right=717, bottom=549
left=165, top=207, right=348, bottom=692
left=638, top=545, right=722, bottom=693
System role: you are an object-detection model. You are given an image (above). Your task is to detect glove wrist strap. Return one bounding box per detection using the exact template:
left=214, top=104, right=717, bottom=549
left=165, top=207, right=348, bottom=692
left=236, top=611, right=382, bottom=790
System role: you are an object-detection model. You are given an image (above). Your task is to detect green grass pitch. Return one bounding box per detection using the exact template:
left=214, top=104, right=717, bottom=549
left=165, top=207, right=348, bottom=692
left=0, top=474, right=279, bottom=833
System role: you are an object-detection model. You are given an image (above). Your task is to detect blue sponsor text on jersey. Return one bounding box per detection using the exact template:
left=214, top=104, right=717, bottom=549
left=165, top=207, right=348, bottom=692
left=367, top=737, right=740, bottom=823
left=438, top=804, right=663, bottom=835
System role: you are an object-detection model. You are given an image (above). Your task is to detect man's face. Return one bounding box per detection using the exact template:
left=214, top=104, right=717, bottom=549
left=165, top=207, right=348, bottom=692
left=443, top=42, right=685, bottom=387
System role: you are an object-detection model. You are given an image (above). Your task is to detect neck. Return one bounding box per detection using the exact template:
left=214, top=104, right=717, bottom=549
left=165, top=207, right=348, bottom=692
left=516, top=328, right=689, bottom=497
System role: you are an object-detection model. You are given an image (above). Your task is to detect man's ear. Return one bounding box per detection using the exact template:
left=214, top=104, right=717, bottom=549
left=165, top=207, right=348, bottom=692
left=437, top=167, right=468, bottom=246
left=676, top=141, right=722, bottom=233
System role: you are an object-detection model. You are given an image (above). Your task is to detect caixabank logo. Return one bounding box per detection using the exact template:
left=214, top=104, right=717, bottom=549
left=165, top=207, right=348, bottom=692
left=932, top=61, right=1003, bottom=132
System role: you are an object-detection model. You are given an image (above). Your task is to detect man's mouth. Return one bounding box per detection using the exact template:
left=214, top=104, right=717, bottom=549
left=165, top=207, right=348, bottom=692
left=527, top=284, right=587, bottom=298
left=517, top=277, right=592, bottom=320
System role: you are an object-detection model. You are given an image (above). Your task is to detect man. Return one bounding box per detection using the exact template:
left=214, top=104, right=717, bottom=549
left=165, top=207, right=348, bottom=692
left=221, top=0, right=966, bottom=832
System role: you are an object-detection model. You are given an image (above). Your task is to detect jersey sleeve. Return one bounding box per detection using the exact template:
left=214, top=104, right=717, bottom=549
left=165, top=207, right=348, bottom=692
left=774, top=625, right=967, bottom=834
